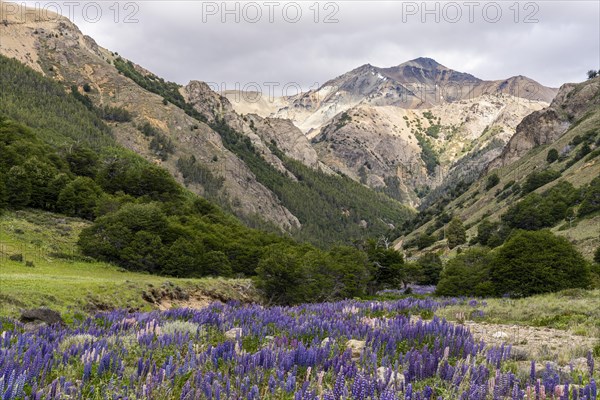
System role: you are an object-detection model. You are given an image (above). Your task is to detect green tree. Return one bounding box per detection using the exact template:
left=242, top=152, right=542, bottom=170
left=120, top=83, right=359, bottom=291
left=0, top=172, right=7, bottom=209
left=588, top=70, right=599, bottom=79
left=201, top=251, right=233, bottom=277
left=329, top=246, right=370, bottom=298
left=436, top=247, right=494, bottom=297
left=78, top=203, right=169, bottom=265
left=446, top=218, right=466, bottom=249
left=21, top=156, right=58, bottom=209
left=416, top=253, right=443, bottom=285
left=120, top=231, right=164, bottom=273
left=546, top=148, right=559, bottom=163
left=476, top=219, right=511, bottom=248
left=256, top=244, right=306, bottom=305
left=5, top=165, right=32, bottom=208
left=491, top=230, right=590, bottom=297
left=522, top=170, right=561, bottom=194
left=366, top=240, right=405, bottom=292
left=65, top=146, right=99, bottom=177
left=57, top=177, right=102, bottom=219
left=578, top=176, right=600, bottom=217
left=161, top=238, right=204, bottom=277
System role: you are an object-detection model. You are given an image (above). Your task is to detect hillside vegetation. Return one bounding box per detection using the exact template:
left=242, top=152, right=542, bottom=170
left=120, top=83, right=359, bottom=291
left=399, top=77, right=600, bottom=262
left=0, top=209, right=260, bottom=319
left=0, top=54, right=413, bottom=306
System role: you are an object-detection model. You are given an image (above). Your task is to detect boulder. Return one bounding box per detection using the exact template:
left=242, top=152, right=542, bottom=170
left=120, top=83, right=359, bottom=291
left=20, top=308, right=64, bottom=326
left=346, top=339, right=366, bottom=360
left=377, top=367, right=405, bottom=387
left=492, top=331, right=509, bottom=339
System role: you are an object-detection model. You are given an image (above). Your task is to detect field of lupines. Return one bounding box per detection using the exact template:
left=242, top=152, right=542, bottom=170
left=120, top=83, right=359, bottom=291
left=0, top=298, right=597, bottom=400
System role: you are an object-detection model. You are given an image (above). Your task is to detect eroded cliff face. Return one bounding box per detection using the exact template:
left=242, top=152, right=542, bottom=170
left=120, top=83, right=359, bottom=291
left=489, top=78, right=600, bottom=170
left=313, top=94, right=548, bottom=205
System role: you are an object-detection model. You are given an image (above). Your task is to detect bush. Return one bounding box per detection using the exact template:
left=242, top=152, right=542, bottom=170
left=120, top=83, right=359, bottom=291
left=9, top=253, right=23, bottom=262
left=435, top=247, right=494, bottom=297
left=99, top=105, right=132, bottom=122
left=595, top=246, right=600, bottom=265
left=416, top=233, right=436, bottom=250
left=485, top=173, right=500, bottom=190
left=578, top=176, right=600, bottom=217
left=546, top=148, right=559, bottom=163
left=491, top=230, right=590, bottom=297
left=522, top=170, right=561, bottom=194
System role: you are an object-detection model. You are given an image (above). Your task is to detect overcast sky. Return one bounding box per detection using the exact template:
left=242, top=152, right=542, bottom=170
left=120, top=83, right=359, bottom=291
left=30, top=1, right=600, bottom=92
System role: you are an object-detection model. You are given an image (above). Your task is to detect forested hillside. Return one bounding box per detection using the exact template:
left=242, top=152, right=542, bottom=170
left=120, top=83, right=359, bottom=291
left=113, top=57, right=412, bottom=246
left=0, top=54, right=409, bottom=304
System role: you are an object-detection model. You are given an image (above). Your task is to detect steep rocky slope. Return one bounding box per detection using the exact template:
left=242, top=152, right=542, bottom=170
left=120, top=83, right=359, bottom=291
left=489, top=78, right=600, bottom=169
left=0, top=2, right=302, bottom=230
left=313, top=94, right=547, bottom=205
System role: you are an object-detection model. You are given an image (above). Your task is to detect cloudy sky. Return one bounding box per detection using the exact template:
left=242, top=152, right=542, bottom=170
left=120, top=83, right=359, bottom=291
left=31, top=1, right=600, bottom=92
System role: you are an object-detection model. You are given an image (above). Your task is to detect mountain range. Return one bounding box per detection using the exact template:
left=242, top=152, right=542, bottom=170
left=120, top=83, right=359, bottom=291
left=1, top=1, right=598, bottom=257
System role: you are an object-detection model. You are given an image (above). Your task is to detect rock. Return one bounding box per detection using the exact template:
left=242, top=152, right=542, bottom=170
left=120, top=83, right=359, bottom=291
left=569, top=357, right=589, bottom=372
left=225, top=327, right=243, bottom=340
left=377, top=367, right=405, bottom=387
left=346, top=339, right=366, bottom=360
left=508, top=347, right=529, bottom=361
left=321, top=337, right=332, bottom=347
left=492, top=331, right=509, bottom=339
left=20, top=308, right=64, bottom=326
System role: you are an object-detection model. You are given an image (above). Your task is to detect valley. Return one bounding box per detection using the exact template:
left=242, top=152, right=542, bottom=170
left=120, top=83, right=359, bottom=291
left=0, top=1, right=599, bottom=399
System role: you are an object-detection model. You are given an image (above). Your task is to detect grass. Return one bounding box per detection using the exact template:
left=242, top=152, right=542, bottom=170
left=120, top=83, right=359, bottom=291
left=0, top=209, right=260, bottom=321
left=435, top=289, right=600, bottom=338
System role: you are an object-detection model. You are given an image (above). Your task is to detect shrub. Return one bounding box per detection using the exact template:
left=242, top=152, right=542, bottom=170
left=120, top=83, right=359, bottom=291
left=578, top=176, right=600, bottom=217
left=9, top=253, right=23, bottom=262
left=546, top=148, right=559, bottom=163
left=491, top=230, right=590, bottom=297
left=594, top=246, right=600, bottom=265
left=485, top=173, right=500, bottom=190
left=99, top=105, right=132, bottom=122
left=416, top=233, right=436, bottom=250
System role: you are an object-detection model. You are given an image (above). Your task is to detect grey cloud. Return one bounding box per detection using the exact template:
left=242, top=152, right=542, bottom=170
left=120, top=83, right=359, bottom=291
left=30, top=1, right=600, bottom=90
